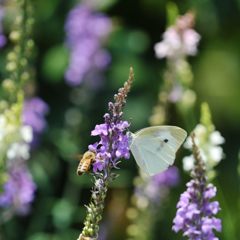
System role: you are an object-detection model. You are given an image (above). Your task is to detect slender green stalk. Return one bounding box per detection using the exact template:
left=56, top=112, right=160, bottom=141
left=0, top=0, right=34, bottom=187
left=79, top=174, right=110, bottom=239
left=4, top=0, right=34, bottom=106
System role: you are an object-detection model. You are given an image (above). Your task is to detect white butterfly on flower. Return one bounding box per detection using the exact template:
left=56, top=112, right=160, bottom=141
left=130, top=126, right=187, bottom=176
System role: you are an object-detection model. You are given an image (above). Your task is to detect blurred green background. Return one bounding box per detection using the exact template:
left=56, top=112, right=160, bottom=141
left=1, top=0, right=240, bottom=239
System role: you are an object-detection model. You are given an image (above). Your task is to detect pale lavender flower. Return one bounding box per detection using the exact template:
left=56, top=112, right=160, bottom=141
left=173, top=134, right=221, bottom=240
left=0, top=163, right=36, bottom=215
left=22, top=97, right=49, bottom=146
left=154, top=13, right=200, bottom=59
left=65, top=3, right=112, bottom=86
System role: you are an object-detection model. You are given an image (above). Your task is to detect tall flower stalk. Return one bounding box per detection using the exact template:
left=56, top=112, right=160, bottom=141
left=78, top=68, right=134, bottom=240
left=126, top=10, right=199, bottom=240
left=173, top=133, right=221, bottom=239
left=152, top=12, right=200, bottom=128
left=0, top=0, right=34, bottom=162
left=0, top=0, right=39, bottom=219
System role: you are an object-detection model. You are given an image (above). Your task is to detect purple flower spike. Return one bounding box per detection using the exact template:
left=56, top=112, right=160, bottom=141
left=89, top=101, right=132, bottom=175
left=80, top=68, right=134, bottom=239
left=173, top=134, right=221, bottom=240
left=65, top=3, right=112, bottom=86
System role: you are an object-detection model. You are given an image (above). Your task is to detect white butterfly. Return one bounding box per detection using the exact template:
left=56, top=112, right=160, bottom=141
left=130, top=126, right=187, bottom=176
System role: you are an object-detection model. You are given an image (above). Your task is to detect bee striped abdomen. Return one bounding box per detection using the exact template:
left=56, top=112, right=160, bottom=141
left=77, top=159, right=91, bottom=175
left=77, top=151, right=96, bottom=176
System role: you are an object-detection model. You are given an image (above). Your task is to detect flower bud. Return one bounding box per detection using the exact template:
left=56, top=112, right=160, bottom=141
left=10, top=31, right=21, bottom=42
left=2, top=79, right=15, bottom=92
left=7, top=52, right=17, bottom=61
left=6, top=62, right=17, bottom=72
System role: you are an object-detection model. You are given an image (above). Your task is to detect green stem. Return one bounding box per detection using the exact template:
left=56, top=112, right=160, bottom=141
left=16, top=0, right=29, bottom=88
left=79, top=175, right=109, bottom=239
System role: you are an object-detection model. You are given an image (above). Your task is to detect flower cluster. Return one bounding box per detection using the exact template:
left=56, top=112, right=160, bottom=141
left=173, top=134, right=222, bottom=239
left=173, top=180, right=221, bottom=239
left=65, top=3, right=112, bottom=86
left=87, top=68, right=134, bottom=175
left=0, top=107, right=36, bottom=216
left=183, top=103, right=224, bottom=178
left=79, top=68, right=133, bottom=239
left=89, top=117, right=130, bottom=173
left=154, top=12, right=200, bottom=59
left=0, top=163, right=36, bottom=216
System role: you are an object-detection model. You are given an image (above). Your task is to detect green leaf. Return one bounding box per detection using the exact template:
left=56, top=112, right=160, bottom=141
left=166, top=1, right=179, bottom=26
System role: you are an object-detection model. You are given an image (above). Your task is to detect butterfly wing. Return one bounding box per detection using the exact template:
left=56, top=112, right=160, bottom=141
left=130, top=126, right=187, bottom=176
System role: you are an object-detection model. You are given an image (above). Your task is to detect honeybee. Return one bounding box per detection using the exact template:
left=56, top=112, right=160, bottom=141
left=77, top=151, right=96, bottom=175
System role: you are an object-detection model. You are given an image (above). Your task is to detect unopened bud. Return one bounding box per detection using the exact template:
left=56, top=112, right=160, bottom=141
left=6, top=62, right=17, bottom=72
left=7, top=52, right=17, bottom=61
left=16, top=16, right=23, bottom=25
left=20, top=58, right=28, bottom=68
left=10, top=31, right=21, bottom=42
left=2, top=79, right=15, bottom=92
left=0, top=100, right=8, bottom=110
left=27, top=39, right=34, bottom=49
left=21, top=72, right=30, bottom=82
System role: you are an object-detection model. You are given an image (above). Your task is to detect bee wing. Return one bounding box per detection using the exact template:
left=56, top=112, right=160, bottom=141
left=71, top=154, right=84, bottom=162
